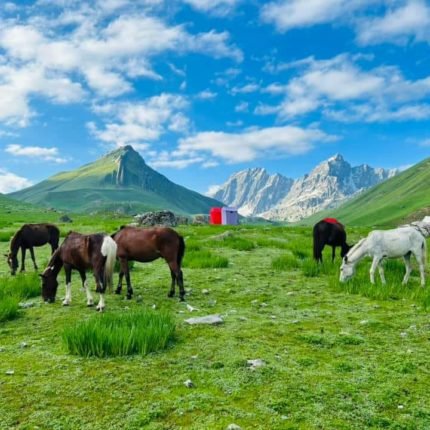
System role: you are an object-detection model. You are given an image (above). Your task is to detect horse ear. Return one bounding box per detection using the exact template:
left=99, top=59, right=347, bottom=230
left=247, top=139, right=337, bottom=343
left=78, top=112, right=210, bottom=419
left=344, top=256, right=348, bottom=263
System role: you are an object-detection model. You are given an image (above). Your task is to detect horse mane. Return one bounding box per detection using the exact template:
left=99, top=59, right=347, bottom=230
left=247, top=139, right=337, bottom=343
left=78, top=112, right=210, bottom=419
left=346, top=238, right=367, bottom=261
left=10, top=228, right=23, bottom=253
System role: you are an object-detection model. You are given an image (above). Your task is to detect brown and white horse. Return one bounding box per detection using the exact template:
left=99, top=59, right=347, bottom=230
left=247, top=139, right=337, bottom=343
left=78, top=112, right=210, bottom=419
left=5, top=224, right=60, bottom=275
left=112, top=226, right=186, bottom=301
left=40, top=232, right=117, bottom=312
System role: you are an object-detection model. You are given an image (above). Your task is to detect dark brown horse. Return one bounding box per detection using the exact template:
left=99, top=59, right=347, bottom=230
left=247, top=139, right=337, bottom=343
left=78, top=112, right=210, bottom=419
left=112, top=226, right=186, bottom=301
left=5, top=223, right=60, bottom=275
left=40, top=232, right=117, bottom=312
left=313, top=218, right=351, bottom=263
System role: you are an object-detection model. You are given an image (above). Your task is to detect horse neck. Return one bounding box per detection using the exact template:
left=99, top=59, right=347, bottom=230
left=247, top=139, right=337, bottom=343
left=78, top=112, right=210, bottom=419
left=347, top=239, right=369, bottom=264
left=10, top=231, right=21, bottom=255
left=47, top=250, right=63, bottom=276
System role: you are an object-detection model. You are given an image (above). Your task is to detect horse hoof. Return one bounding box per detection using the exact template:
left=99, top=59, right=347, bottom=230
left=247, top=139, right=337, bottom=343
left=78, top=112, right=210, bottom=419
left=96, top=306, right=104, bottom=312
left=167, top=292, right=175, bottom=298
left=87, top=302, right=94, bottom=307
left=115, top=289, right=122, bottom=295
left=126, top=295, right=132, bottom=300
left=62, top=301, right=70, bottom=306
left=179, top=296, right=185, bottom=302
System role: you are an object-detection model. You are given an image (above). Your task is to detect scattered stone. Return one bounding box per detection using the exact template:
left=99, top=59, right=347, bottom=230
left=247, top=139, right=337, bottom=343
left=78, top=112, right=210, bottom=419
left=270, top=315, right=277, bottom=320
left=192, top=214, right=209, bottom=225
left=185, top=315, right=224, bottom=325
left=291, top=320, right=300, bottom=324
left=226, top=424, right=242, bottom=430
left=286, top=292, right=295, bottom=296
left=247, top=359, right=266, bottom=370
left=151, top=304, right=156, bottom=310
left=135, top=295, right=143, bottom=303
left=20, top=342, right=28, bottom=349
left=398, top=405, right=404, bottom=410
left=260, top=302, right=268, bottom=307
left=202, top=289, right=210, bottom=295
left=238, top=316, right=248, bottom=321
left=400, top=332, right=408, bottom=338
left=360, top=320, right=369, bottom=325
left=176, top=215, right=191, bottom=225
left=134, top=210, right=177, bottom=227
left=0, top=348, right=5, bottom=353
left=184, top=379, right=194, bottom=388
left=281, top=415, right=289, bottom=420
left=251, top=300, right=258, bottom=305
left=207, top=299, right=217, bottom=307
left=186, top=304, right=199, bottom=312
left=59, top=214, right=73, bottom=223
left=5, top=370, right=14, bottom=375
left=19, top=302, right=35, bottom=309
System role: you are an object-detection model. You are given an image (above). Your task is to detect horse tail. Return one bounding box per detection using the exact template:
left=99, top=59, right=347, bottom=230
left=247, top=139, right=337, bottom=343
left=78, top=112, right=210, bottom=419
left=101, top=236, right=117, bottom=291
left=177, top=235, right=185, bottom=267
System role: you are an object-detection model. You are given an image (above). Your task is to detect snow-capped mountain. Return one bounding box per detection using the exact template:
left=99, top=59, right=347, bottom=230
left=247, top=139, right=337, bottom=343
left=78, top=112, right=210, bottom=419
left=209, top=154, right=398, bottom=221
left=209, top=168, right=294, bottom=216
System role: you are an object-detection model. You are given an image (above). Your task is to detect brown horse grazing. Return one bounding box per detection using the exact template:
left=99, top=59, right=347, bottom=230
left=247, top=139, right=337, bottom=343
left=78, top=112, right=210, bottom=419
left=40, top=232, right=117, bottom=312
left=5, top=223, right=60, bottom=275
left=313, top=218, right=351, bottom=263
left=112, top=226, right=186, bottom=301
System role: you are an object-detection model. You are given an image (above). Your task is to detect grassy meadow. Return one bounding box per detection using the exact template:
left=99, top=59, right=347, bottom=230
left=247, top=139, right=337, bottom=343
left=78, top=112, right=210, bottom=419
left=0, top=215, right=430, bottom=429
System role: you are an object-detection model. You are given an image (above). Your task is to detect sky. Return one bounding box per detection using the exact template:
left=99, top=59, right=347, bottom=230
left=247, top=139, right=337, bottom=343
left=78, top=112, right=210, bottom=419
left=0, top=0, right=430, bottom=195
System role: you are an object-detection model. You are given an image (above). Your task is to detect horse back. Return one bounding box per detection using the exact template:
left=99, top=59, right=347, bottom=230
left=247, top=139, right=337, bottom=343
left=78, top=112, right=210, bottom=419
left=60, top=232, right=105, bottom=269
left=114, top=226, right=181, bottom=262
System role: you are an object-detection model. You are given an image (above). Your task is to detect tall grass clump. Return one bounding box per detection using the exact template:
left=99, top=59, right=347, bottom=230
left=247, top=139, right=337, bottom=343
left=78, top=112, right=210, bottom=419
left=302, top=258, right=338, bottom=277
left=182, top=250, right=229, bottom=269
left=0, top=273, right=41, bottom=301
left=255, top=238, right=290, bottom=249
left=63, top=310, right=175, bottom=358
left=0, top=297, right=19, bottom=322
left=271, top=254, right=300, bottom=271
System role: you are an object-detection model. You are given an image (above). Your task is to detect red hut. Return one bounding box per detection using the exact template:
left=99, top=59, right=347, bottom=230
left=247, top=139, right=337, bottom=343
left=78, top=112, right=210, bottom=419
left=210, top=207, right=222, bottom=225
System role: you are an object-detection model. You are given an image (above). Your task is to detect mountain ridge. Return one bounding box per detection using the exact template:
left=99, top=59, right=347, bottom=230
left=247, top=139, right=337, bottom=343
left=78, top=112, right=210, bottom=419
left=210, top=154, right=398, bottom=221
left=10, top=145, right=221, bottom=215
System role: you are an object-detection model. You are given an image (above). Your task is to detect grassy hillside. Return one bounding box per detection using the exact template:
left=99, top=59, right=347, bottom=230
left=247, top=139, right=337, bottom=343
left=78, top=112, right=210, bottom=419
left=304, top=157, right=430, bottom=227
left=10, top=146, right=221, bottom=215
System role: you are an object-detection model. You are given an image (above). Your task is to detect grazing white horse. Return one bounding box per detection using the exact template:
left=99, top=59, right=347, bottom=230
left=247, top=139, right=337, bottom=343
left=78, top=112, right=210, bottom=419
left=340, top=226, right=427, bottom=286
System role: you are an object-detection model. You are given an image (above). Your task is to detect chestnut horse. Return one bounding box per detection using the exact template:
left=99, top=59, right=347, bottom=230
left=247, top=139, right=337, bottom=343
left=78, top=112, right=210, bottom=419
left=313, top=218, right=351, bottom=263
left=5, top=223, right=60, bottom=275
left=112, top=226, right=186, bottom=301
left=40, top=232, right=117, bottom=312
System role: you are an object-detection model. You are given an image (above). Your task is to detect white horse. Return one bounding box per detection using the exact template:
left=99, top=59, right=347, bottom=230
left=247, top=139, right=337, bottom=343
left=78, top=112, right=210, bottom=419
left=340, top=226, right=427, bottom=286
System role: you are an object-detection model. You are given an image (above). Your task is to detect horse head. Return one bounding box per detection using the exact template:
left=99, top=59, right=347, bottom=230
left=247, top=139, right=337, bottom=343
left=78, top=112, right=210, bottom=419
left=339, top=255, right=355, bottom=282
left=39, top=267, right=59, bottom=303
left=5, top=252, right=18, bottom=275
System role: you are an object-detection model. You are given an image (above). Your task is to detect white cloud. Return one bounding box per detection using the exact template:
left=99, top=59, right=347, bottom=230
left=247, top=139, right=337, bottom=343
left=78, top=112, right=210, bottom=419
left=148, top=150, right=204, bottom=169
left=182, top=0, right=240, bottom=16
left=231, top=83, right=260, bottom=95
left=0, top=169, right=32, bottom=193
left=195, top=90, right=218, bottom=100
left=258, top=54, right=430, bottom=122
left=0, top=4, right=242, bottom=126
left=357, top=1, right=430, bottom=45
left=89, top=93, right=189, bottom=147
left=5, top=144, right=68, bottom=163
left=206, top=184, right=221, bottom=195
left=177, top=125, right=336, bottom=163
left=235, top=101, right=249, bottom=112
left=261, top=0, right=370, bottom=32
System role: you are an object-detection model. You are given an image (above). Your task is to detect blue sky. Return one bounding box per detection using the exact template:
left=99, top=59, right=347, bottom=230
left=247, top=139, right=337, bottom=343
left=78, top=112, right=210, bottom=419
left=0, top=0, right=430, bottom=195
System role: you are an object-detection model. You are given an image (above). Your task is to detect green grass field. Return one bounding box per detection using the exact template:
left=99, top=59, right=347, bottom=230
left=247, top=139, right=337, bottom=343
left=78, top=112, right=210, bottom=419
left=0, top=219, right=430, bottom=429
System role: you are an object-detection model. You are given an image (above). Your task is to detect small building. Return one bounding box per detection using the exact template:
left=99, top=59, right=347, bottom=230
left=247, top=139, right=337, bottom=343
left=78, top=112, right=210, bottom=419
left=209, top=207, right=222, bottom=225
left=222, top=207, right=239, bottom=225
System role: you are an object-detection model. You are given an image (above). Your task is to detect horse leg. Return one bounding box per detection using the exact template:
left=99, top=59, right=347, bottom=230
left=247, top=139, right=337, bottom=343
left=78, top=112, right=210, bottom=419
left=121, top=259, right=133, bottom=300
left=378, top=261, right=386, bottom=285
left=167, top=260, right=185, bottom=301
left=63, top=264, right=72, bottom=306
left=331, top=246, right=336, bottom=263
left=369, top=256, right=380, bottom=284
left=418, top=250, right=426, bottom=287
left=20, top=247, right=27, bottom=272
left=402, top=253, right=412, bottom=285
left=168, top=269, right=176, bottom=298
left=115, top=259, right=125, bottom=295
left=94, top=270, right=106, bottom=312
left=29, top=247, right=38, bottom=271
left=318, top=244, right=324, bottom=263
left=80, top=271, right=93, bottom=307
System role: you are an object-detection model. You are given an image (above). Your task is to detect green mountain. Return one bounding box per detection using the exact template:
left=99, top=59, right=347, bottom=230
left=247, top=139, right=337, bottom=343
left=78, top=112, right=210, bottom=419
left=10, top=146, right=221, bottom=215
left=304, top=157, right=430, bottom=227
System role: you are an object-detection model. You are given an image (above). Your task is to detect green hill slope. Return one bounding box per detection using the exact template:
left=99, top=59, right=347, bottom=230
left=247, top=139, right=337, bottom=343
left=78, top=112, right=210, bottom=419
left=304, top=157, right=430, bottom=227
left=10, top=146, right=221, bottom=215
